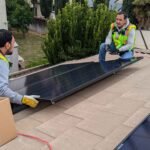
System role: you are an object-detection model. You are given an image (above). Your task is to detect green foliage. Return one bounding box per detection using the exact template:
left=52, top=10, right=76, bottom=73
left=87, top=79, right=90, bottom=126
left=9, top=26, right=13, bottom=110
left=55, top=0, right=69, bottom=13
left=75, top=0, right=85, bottom=3
left=123, top=0, right=150, bottom=29
left=6, top=0, right=17, bottom=23
left=6, top=0, right=33, bottom=37
left=54, top=0, right=109, bottom=14
left=40, top=0, right=53, bottom=18
left=122, top=0, right=136, bottom=23
left=42, top=2, right=116, bottom=65
left=133, top=0, right=150, bottom=29
left=94, top=0, right=109, bottom=6
left=14, top=31, right=48, bottom=68
left=133, top=0, right=150, bottom=5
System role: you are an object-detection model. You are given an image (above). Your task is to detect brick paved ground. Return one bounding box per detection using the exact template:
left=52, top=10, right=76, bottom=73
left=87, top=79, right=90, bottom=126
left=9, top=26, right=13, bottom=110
left=1, top=51, right=150, bottom=150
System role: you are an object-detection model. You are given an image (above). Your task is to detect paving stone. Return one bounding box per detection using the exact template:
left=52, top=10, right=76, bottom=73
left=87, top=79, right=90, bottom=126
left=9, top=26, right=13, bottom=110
left=14, top=102, right=51, bottom=121
left=116, top=66, right=140, bottom=76
left=0, top=129, right=53, bottom=150
left=2, top=55, right=150, bottom=150
left=51, top=128, right=102, bottom=150
left=131, top=56, right=150, bottom=68
left=0, top=132, right=51, bottom=150
left=139, top=65, right=150, bottom=75
left=14, top=109, right=36, bottom=122
left=104, top=83, right=132, bottom=95
left=73, top=80, right=109, bottom=99
left=113, top=76, right=139, bottom=87
left=104, top=97, right=144, bottom=117
left=0, top=137, right=42, bottom=150
left=135, top=48, right=150, bottom=54
left=29, top=105, right=66, bottom=123
left=37, top=114, right=82, bottom=138
left=124, top=108, right=150, bottom=128
left=115, top=59, right=149, bottom=77
left=142, top=30, right=150, bottom=49
left=77, top=111, right=126, bottom=137
left=16, top=117, right=41, bottom=132
left=22, top=128, right=54, bottom=141
left=65, top=101, right=106, bottom=119
left=135, top=79, right=150, bottom=89
left=120, top=87, right=150, bottom=102
left=135, top=30, right=146, bottom=49
left=94, top=125, right=133, bottom=150
left=144, top=101, right=150, bottom=108
left=114, top=70, right=150, bottom=89
left=87, top=91, right=121, bottom=106
left=56, top=94, right=86, bottom=109
left=120, top=70, right=150, bottom=85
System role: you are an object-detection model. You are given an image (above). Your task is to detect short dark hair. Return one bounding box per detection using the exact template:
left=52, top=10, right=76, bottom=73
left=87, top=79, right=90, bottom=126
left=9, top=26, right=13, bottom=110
left=117, top=11, right=128, bottom=19
left=0, top=29, right=13, bottom=47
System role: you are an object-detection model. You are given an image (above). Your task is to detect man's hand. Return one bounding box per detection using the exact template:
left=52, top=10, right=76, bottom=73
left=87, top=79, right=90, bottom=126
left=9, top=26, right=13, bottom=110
left=22, top=95, right=39, bottom=108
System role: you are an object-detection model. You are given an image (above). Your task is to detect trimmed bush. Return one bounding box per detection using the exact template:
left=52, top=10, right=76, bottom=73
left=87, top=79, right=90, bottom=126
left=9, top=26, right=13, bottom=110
left=42, top=2, right=116, bottom=65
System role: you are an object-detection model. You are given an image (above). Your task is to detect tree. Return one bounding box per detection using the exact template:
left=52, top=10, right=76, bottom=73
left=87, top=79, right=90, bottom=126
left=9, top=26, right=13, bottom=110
left=54, top=0, right=69, bottom=14
left=40, top=0, right=53, bottom=18
left=6, top=0, right=33, bottom=37
left=42, top=2, right=116, bottom=65
left=122, top=0, right=150, bottom=29
left=95, top=0, right=109, bottom=6
left=76, top=0, right=85, bottom=3
left=122, top=0, right=136, bottom=24
left=133, top=0, right=150, bottom=29
left=6, top=0, right=17, bottom=25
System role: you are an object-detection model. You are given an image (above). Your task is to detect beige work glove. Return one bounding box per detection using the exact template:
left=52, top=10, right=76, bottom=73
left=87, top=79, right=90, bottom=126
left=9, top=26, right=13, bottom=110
left=22, top=95, right=39, bottom=108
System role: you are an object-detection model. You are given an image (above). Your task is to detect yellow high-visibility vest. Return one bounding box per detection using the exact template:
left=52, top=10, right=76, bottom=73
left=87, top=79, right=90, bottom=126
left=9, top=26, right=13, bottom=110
left=0, top=53, right=9, bottom=63
left=111, top=23, right=136, bottom=50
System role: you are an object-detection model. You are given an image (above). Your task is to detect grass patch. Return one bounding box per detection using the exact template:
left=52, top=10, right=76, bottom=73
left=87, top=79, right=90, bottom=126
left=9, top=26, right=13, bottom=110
left=13, top=31, right=48, bottom=68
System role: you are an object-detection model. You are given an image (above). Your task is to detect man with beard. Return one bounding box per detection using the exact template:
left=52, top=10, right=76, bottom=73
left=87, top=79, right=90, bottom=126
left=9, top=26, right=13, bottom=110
left=99, top=11, right=136, bottom=61
left=0, top=29, right=39, bottom=108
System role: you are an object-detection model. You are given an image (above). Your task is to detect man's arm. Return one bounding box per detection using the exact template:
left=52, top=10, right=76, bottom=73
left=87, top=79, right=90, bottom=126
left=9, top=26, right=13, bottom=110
left=0, top=60, right=23, bottom=104
left=119, top=28, right=136, bottom=52
left=105, top=29, right=112, bottom=45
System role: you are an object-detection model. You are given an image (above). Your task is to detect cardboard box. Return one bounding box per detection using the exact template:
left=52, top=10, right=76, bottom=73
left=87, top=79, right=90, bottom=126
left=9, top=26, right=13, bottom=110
left=0, top=97, right=17, bottom=146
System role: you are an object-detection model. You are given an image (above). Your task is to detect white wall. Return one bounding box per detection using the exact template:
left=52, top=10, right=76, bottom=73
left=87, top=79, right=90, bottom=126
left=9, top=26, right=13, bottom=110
left=0, top=0, right=19, bottom=72
left=0, top=0, right=8, bottom=29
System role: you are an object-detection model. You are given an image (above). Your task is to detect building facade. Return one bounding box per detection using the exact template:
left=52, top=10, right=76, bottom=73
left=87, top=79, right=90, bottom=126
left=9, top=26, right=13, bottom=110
left=0, top=0, right=8, bottom=29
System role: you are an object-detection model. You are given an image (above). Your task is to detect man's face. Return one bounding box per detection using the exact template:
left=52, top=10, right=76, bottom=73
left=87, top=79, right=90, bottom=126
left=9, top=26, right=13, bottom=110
left=116, top=14, right=127, bottom=28
left=6, top=36, right=15, bottom=55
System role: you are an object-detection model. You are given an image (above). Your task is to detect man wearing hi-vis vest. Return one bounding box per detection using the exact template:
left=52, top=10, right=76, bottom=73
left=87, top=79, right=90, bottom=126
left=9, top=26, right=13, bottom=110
left=0, top=29, right=39, bottom=108
left=99, top=11, right=136, bottom=61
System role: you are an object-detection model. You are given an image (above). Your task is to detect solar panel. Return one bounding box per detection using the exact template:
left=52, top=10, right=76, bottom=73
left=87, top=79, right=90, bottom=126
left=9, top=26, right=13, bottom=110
left=9, top=62, right=91, bottom=91
left=11, top=57, right=142, bottom=113
left=114, top=114, right=150, bottom=150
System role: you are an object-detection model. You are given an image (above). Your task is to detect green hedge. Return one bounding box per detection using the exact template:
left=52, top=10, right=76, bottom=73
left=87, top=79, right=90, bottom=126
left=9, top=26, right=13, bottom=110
left=42, top=2, right=116, bottom=65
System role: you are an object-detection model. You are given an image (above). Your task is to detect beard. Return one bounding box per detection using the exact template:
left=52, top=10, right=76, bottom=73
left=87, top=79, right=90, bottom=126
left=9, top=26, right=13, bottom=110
left=6, top=49, right=13, bottom=55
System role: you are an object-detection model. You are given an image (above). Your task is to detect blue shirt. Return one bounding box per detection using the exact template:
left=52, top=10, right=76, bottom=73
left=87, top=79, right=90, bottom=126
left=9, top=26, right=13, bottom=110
left=0, top=59, right=23, bottom=104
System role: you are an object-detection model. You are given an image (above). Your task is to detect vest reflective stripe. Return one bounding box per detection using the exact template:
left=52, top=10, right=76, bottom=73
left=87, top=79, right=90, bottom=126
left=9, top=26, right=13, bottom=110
left=0, top=53, right=9, bottom=63
left=126, top=25, right=136, bottom=36
left=111, top=23, right=136, bottom=50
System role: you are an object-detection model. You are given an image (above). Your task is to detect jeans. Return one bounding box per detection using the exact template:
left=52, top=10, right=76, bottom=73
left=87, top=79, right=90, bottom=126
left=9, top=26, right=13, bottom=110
left=99, top=43, right=133, bottom=61
left=99, top=43, right=117, bottom=61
